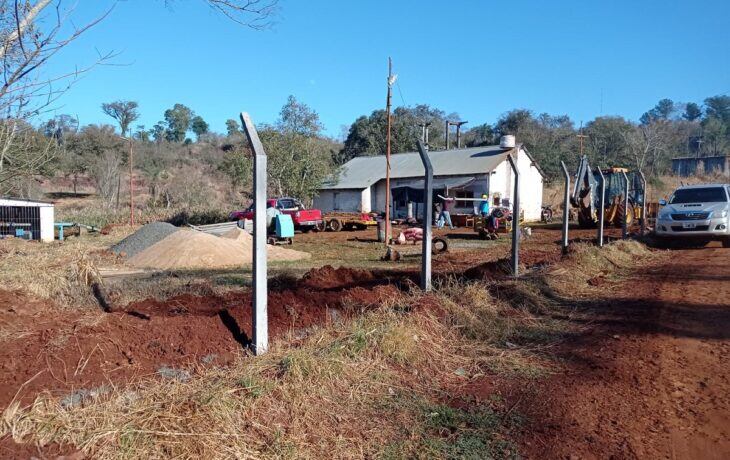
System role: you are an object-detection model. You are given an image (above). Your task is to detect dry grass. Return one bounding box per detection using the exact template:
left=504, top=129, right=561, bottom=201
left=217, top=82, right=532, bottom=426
left=1, top=238, right=656, bottom=458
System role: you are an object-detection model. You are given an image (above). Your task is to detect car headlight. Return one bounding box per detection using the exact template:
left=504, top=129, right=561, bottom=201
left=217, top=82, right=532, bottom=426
left=658, top=210, right=672, bottom=220
left=719, top=210, right=728, bottom=218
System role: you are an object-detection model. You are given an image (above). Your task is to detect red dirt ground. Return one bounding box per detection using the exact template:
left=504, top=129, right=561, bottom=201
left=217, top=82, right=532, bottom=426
left=0, top=267, right=401, bottom=411
left=515, top=242, right=730, bottom=459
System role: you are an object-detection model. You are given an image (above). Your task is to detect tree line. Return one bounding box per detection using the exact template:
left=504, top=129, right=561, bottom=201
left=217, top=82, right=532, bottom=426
left=3, top=93, right=728, bottom=205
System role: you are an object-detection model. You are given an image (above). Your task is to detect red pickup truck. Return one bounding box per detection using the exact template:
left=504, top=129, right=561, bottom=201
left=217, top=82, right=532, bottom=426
left=229, top=197, right=323, bottom=232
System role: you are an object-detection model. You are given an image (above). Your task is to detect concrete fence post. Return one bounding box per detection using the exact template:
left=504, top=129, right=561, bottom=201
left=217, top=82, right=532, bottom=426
left=621, top=170, right=629, bottom=240
left=596, top=168, right=606, bottom=247
left=639, top=171, right=648, bottom=236
left=507, top=154, right=520, bottom=277
left=416, top=140, right=433, bottom=291
left=240, top=112, right=268, bottom=356
left=560, top=161, right=570, bottom=254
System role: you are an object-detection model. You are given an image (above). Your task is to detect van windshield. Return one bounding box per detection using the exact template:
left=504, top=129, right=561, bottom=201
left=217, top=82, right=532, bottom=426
left=669, top=187, right=728, bottom=204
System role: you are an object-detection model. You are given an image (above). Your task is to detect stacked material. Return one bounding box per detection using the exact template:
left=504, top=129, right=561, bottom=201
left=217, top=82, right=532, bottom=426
left=126, top=227, right=309, bottom=270
left=111, top=222, right=179, bottom=257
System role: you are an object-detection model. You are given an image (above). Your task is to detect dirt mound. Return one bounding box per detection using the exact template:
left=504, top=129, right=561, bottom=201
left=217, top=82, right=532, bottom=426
left=111, top=222, right=179, bottom=257
left=463, top=258, right=513, bottom=280
left=127, top=229, right=309, bottom=270
left=300, top=265, right=377, bottom=289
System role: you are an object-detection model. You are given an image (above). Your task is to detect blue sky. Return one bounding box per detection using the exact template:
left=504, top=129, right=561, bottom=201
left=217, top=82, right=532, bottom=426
left=43, top=0, right=729, bottom=138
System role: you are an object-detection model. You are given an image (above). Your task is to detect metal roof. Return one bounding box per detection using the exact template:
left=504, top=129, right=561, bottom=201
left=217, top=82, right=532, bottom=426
left=322, top=145, right=516, bottom=190
left=0, top=196, right=54, bottom=206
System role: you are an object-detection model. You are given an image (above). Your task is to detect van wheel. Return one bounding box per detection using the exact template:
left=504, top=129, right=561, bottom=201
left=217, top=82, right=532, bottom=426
left=723, top=238, right=730, bottom=248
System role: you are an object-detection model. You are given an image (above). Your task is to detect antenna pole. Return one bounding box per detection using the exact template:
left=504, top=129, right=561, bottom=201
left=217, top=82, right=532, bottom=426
left=384, top=57, right=393, bottom=244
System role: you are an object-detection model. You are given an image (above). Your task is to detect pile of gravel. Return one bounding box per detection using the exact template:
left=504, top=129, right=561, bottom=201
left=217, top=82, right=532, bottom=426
left=111, top=222, right=180, bottom=258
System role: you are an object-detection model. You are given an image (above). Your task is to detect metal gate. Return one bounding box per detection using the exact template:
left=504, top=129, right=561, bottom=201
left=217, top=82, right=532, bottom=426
left=0, top=205, right=41, bottom=240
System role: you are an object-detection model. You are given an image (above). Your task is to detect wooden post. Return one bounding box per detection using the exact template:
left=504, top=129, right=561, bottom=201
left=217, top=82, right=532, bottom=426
left=639, top=171, right=647, bottom=236
left=384, top=57, right=393, bottom=244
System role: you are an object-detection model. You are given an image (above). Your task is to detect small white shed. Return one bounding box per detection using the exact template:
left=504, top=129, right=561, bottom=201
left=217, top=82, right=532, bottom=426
left=0, top=197, right=55, bottom=242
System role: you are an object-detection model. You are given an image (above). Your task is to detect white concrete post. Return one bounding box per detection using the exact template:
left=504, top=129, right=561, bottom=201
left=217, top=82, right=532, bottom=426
left=621, top=170, right=629, bottom=240
left=596, top=168, right=606, bottom=247
left=240, top=112, right=268, bottom=356
left=507, top=154, right=520, bottom=277
left=560, top=161, right=570, bottom=254
left=416, top=140, right=433, bottom=291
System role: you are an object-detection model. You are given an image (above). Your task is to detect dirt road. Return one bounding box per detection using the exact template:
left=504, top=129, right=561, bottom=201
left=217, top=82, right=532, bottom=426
left=519, top=243, right=730, bottom=459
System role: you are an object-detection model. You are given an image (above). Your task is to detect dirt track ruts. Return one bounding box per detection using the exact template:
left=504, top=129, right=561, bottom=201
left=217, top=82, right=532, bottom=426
left=519, top=243, right=730, bottom=459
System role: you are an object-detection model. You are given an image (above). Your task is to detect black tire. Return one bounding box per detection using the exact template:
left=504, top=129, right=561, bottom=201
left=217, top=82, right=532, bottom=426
left=479, top=229, right=489, bottom=240
left=300, top=227, right=312, bottom=233
left=432, top=237, right=448, bottom=254
left=723, top=239, right=730, bottom=248
left=315, top=221, right=327, bottom=232
left=267, top=236, right=276, bottom=245
left=329, top=219, right=343, bottom=232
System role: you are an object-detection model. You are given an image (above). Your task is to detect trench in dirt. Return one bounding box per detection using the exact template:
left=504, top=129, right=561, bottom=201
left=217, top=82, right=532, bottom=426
left=1, top=227, right=587, bottom=411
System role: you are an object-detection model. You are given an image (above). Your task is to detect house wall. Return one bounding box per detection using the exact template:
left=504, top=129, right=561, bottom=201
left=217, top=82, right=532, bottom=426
left=313, top=189, right=365, bottom=212
left=486, top=149, right=543, bottom=221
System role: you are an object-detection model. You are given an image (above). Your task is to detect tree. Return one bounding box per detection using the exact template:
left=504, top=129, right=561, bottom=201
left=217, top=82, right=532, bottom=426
left=640, top=98, right=675, bottom=124
left=683, top=102, right=702, bottom=121
left=101, top=101, right=140, bottom=137
left=584, top=116, right=634, bottom=167
left=704, top=95, right=730, bottom=124
left=163, top=104, right=194, bottom=142
left=191, top=116, right=210, bottom=140
left=278, top=95, right=323, bottom=136
left=462, top=123, right=495, bottom=147
left=339, top=104, right=453, bottom=164
left=701, top=117, right=727, bottom=156
left=225, top=119, right=241, bottom=137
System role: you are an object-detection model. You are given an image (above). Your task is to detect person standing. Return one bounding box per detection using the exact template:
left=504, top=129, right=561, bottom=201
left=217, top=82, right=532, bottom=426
left=479, top=193, right=490, bottom=217
left=437, top=195, right=455, bottom=229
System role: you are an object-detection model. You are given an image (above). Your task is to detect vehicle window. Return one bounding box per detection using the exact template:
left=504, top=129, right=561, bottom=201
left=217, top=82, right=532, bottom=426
left=669, top=187, right=728, bottom=204
left=278, top=199, right=295, bottom=209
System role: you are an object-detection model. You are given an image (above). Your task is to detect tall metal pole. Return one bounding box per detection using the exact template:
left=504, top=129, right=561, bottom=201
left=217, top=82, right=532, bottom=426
left=240, top=112, right=268, bottom=356
left=596, top=168, right=606, bottom=247
left=444, top=120, right=450, bottom=150
left=384, top=58, right=393, bottom=244
left=639, top=171, right=647, bottom=236
left=621, top=170, right=629, bottom=240
left=560, top=161, right=570, bottom=254
left=507, top=153, right=520, bottom=277
left=416, top=140, right=433, bottom=291
left=129, top=138, right=134, bottom=226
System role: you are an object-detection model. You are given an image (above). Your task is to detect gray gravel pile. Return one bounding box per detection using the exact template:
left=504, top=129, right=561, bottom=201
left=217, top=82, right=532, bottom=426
left=111, top=222, right=180, bottom=258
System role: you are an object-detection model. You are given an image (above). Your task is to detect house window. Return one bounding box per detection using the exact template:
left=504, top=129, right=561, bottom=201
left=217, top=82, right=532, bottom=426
left=454, top=190, right=474, bottom=206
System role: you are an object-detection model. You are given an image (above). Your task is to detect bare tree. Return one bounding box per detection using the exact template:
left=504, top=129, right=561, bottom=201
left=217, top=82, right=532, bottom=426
left=101, top=100, right=139, bottom=137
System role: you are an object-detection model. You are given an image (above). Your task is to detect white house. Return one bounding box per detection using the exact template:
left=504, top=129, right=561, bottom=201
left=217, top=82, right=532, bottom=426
left=314, top=144, right=545, bottom=221
left=0, top=197, right=55, bottom=242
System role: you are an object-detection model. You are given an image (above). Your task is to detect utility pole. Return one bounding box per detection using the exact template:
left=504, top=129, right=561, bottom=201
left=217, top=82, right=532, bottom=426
left=384, top=57, right=395, bottom=244
left=418, top=121, right=432, bottom=148
left=453, top=121, right=468, bottom=149
left=576, top=122, right=588, bottom=156
left=129, top=137, right=135, bottom=226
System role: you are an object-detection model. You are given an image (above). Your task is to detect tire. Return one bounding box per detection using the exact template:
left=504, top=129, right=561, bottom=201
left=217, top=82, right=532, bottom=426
left=267, top=236, right=277, bottom=245
left=300, top=227, right=312, bottom=233
left=723, top=239, right=730, bottom=248
left=432, top=237, right=448, bottom=254
left=329, top=219, right=342, bottom=232
left=315, top=221, right=327, bottom=232
left=479, top=229, right=489, bottom=240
